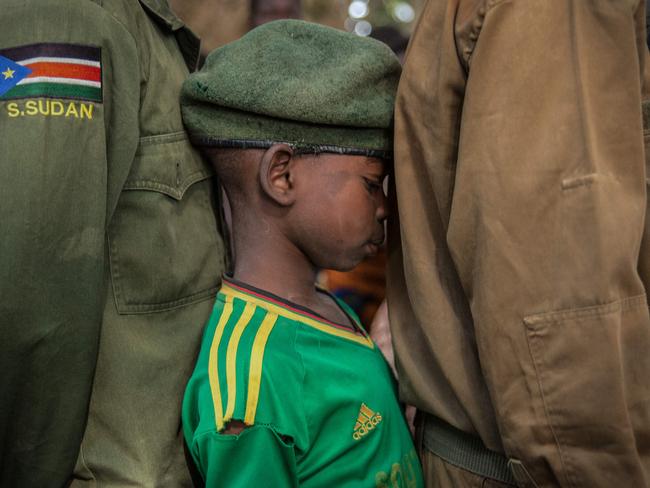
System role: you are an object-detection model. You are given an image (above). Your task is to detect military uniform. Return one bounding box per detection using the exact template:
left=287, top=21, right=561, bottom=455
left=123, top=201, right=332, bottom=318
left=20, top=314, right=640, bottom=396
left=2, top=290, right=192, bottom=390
left=389, top=0, right=650, bottom=486
left=0, top=1, right=226, bottom=486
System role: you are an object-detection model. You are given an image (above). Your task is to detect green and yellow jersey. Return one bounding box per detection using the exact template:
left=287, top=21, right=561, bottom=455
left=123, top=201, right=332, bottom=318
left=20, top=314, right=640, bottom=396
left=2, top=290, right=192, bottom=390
left=183, top=277, right=423, bottom=487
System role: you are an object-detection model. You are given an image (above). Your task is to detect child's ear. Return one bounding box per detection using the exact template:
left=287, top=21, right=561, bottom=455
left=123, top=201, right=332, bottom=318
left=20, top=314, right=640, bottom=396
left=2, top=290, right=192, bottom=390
left=259, top=144, right=296, bottom=206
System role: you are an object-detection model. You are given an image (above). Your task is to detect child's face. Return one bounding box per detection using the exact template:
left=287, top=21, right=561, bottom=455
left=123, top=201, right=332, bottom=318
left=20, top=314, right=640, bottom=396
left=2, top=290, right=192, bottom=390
left=291, top=153, right=387, bottom=271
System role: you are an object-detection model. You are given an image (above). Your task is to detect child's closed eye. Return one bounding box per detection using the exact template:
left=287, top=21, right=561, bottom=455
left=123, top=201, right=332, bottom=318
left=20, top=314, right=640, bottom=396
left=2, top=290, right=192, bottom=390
left=363, top=177, right=383, bottom=194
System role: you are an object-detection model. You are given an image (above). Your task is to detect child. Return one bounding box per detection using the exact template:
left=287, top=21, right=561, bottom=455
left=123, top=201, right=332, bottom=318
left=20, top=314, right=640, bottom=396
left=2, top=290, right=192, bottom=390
left=180, top=20, right=423, bottom=487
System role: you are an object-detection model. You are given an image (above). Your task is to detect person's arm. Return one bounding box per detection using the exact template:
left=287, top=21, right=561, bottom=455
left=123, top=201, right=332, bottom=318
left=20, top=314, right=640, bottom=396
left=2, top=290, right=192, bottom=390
left=370, top=300, right=396, bottom=377
left=393, top=0, right=650, bottom=486
left=457, top=2, right=650, bottom=485
left=0, top=1, right=139, bottom=485
left=192, top=426, right=299, bottom=487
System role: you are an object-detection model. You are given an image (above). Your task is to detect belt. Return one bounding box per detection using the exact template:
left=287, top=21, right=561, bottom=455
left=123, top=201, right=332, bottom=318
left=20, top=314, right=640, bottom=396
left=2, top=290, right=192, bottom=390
left=420, top=413, right=517, bottom=485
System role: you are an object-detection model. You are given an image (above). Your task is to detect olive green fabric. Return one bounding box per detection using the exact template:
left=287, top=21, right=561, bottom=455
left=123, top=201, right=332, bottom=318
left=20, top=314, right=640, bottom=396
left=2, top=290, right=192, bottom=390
left=181, top=19, right=401, bottom=157
left=0, top=1, right=226, bottom=486
left=418, top=449, right=515, bottom=488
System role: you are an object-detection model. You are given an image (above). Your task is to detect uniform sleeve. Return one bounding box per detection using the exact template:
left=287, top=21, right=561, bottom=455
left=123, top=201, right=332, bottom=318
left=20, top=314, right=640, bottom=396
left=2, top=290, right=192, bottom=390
left=391, top=0, right=650, bottom=486
left=0, top=1, right=139, bottom=485
left=193, top=426, right=299, bottom=488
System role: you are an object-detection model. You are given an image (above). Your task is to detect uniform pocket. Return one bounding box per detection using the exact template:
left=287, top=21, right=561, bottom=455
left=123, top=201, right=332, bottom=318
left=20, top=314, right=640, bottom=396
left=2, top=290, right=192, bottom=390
left=523, top=295, right=650, bottom=485
left=108, top=131, right=224, bottom=314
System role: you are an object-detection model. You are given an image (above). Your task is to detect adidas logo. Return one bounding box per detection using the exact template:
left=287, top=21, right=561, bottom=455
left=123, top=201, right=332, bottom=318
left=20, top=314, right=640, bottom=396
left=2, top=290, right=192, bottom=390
left=352, top=403, right=382, bottom=441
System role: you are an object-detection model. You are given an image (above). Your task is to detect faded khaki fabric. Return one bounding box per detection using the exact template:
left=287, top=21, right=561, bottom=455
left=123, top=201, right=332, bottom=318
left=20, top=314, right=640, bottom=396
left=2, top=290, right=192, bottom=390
left=420, top=451, right=513, bottom=488
left=388, top=0, right=650, bottom=486
left=0, top=1, right=226, bottom=486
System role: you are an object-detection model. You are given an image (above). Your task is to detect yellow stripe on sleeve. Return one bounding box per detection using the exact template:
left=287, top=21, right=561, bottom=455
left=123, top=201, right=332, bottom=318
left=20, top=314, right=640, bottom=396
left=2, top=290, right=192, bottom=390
left=244, top=312, right=279, bottom=425
left=223, top=302, right=256, bottom=423
left=208, top=296, right=234, bottom=432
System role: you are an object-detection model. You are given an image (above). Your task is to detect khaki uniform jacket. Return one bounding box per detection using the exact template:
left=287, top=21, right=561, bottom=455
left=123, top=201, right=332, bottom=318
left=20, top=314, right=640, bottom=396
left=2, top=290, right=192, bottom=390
left=0, top=1, right=226, bottom=486
left=388, top=0, right=650, bottom=486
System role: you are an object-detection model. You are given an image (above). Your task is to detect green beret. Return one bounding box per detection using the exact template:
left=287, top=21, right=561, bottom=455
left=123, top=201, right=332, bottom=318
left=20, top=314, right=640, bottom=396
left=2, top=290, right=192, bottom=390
left=181, top=19, right=401, bottom=158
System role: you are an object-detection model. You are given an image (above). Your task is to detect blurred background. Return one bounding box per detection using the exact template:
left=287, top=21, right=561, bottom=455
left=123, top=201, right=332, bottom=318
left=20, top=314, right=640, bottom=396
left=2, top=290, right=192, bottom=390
left=171, top=0, right=424, bottom=60
left=170, top=0, right=424, bottom=329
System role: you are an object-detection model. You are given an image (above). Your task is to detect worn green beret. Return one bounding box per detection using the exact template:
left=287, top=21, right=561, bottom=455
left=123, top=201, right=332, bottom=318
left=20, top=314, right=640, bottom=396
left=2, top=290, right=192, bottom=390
left=181, top=19, right=401, bottom=158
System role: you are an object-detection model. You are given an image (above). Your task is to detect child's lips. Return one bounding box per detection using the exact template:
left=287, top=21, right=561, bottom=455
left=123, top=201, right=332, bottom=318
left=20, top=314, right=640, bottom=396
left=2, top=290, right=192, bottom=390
left=366, top=242, right=379, bottom=255
left=369, top=235, right=385, bottom=246
left=366, top=237, right=384, bottom=254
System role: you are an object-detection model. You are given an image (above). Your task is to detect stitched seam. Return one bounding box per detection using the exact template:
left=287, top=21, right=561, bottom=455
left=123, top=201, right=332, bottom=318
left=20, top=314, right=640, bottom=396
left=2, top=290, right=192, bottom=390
left=115, top=285, right=219, bottom=314
left=107, top=231, right=124, bottom=311
left=137, top=130, right=187, bottom=145
left=524, top=295, right=646, bottom=325
left=77, top=443, right=97, bottom=485
left=485, top=0, right=511, bottom=13
left=87, top=0, right=138, bottom=56
left=524, top=320, right=573, bottom=487
left=567, top=0, right=596, bottom=204
left=123, top=169, right=212, bottom=199
left=521, top=294, right=648, bottom=486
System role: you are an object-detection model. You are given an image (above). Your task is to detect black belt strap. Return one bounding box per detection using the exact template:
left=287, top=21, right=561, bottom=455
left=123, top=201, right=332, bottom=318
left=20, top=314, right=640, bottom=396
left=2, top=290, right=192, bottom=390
left=421, top=413, right=517, bottom=485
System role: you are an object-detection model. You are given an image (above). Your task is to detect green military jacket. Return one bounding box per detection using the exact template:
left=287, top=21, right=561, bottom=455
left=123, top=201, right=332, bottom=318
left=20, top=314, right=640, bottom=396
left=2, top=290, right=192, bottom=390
left=0, top=1, right=226, bottom=486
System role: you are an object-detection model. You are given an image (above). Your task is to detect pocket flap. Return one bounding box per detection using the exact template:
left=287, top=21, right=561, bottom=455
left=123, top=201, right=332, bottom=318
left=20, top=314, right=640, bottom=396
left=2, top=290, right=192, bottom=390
left=123, top=131, right=213, bottom=200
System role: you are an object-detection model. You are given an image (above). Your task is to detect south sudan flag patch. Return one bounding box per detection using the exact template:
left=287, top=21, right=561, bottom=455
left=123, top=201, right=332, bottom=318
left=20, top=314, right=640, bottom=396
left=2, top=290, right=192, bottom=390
left=0, top=43, right=102, bottom=102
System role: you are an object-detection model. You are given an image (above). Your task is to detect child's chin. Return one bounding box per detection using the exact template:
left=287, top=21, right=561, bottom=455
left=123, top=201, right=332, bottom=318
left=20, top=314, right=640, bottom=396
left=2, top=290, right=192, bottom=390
left=316, top=247, right=369, bottom=272
left=329, top=263, right=358, bottom=273
left=326, top=256, right=364, bottom=273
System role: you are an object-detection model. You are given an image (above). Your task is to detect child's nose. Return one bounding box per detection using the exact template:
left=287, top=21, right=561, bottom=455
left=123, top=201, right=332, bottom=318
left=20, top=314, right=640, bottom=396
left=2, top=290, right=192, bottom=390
left=376, top=191, right=388, bottom=221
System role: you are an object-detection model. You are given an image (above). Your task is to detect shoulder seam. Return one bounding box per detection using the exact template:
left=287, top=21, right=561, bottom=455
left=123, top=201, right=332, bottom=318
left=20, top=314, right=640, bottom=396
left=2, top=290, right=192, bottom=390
left=80, top=0, right=138, bottom=53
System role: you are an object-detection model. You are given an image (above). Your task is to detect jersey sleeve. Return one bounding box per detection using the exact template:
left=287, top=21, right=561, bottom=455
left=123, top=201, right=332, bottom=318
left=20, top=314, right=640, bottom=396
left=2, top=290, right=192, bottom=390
left=193, top=426, right=299, bottom=488
left=183, top=296, right=312, bottom=485
left=0, top=1, right=140, bottom=485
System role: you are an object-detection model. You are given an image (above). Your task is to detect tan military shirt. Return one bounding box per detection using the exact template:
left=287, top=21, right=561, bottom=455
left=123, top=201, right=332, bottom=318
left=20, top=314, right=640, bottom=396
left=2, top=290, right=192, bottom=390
left=0, top=1, right=226, bottom=486
left=388, top=0, right=650, bottom=486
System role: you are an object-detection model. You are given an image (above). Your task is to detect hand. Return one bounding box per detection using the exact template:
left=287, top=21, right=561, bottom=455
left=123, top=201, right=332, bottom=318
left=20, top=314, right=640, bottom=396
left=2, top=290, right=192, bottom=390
left=370, top=300, right=397, bottom=378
